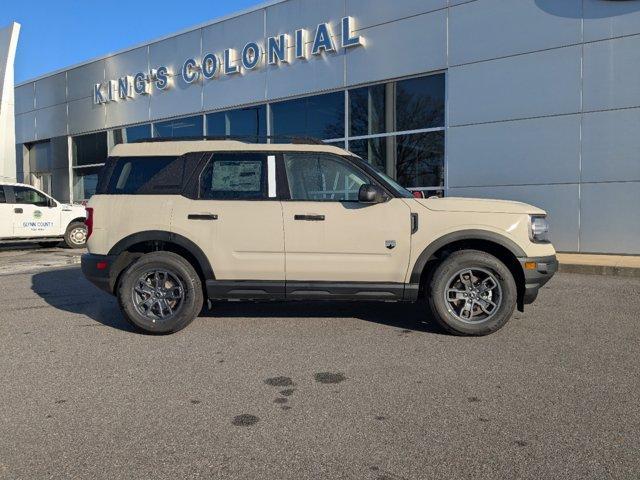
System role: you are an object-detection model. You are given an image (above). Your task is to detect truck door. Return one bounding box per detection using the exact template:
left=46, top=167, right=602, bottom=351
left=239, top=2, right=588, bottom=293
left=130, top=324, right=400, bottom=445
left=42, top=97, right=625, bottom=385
left=0, top=186, right=14, bottom=237
left=10, top=185, right=61, bottom=238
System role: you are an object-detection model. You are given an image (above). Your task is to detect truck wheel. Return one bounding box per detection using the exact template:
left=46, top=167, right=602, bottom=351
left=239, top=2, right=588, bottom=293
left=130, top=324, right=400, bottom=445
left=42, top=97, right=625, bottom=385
left=117, top=252, right=203, bottom=334
left=428, top=250, right=517, bottom=336
left=63, top=222, right=87, bottom=249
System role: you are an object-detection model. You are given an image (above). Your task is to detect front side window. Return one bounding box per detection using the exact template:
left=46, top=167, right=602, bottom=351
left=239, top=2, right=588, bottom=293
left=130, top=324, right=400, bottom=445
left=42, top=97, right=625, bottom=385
left=0, top=187, right=6, bottom=203
left=13, top=186, right=49, bottom=207
left=284, top=154, right=369, bottom=202
left=199, top=153, right=267, bottom=200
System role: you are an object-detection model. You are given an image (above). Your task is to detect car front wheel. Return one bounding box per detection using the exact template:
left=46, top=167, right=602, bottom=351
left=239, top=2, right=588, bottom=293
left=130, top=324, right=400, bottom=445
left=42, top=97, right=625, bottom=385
left=63, top=222, right=87, bottom=249
left=117, top=252, right=203, bottom=334
left=428, top=250, right=517, bottom=336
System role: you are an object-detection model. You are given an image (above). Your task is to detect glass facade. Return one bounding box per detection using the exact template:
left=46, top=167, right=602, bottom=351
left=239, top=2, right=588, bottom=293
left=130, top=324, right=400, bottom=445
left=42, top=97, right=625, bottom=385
left=206, top=105, right=267, bottom=141
left=153, top=116, right=203, bottom=139
left=66, top=72, right=445, bottom=201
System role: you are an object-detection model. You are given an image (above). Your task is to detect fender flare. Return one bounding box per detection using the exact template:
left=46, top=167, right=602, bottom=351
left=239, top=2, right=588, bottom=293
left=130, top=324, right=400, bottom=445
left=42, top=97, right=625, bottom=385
left=409, top=229, right=526, bottom=284
left=108, top=230, right=215, bottom=280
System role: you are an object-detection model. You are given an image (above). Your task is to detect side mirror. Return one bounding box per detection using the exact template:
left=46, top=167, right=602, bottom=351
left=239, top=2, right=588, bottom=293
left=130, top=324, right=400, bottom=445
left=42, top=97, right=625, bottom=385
left=358, top=184, right=387, bottom=204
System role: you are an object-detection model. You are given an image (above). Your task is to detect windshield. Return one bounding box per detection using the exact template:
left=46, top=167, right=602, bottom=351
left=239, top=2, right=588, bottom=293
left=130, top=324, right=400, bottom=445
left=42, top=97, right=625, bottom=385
left=346, top=155, right=414, bottom=198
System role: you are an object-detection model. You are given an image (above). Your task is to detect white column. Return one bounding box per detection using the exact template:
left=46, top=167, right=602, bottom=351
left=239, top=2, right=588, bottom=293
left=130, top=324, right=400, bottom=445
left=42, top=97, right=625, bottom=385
left=0, top=22, right=20, bottom=182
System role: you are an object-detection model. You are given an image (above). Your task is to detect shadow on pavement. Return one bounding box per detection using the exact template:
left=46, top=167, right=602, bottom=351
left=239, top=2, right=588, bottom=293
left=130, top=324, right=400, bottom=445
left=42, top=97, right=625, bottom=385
left=32, top=266, right=443, bottom=335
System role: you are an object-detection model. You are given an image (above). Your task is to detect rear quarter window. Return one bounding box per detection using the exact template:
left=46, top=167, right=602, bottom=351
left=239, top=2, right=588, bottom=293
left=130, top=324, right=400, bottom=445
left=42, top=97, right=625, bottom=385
left=105, top=156, right=184, bottom=195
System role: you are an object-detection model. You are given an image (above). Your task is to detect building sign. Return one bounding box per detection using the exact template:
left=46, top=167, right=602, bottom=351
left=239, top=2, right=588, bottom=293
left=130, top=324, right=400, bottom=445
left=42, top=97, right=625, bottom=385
left=93, top=17, right=363, bottom=105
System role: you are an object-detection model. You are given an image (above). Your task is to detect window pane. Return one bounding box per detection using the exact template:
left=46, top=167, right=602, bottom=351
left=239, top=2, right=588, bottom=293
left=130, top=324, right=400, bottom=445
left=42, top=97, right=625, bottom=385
left=396, top=74, right=445, bottom=131
left=28, top=141, right=52, bottom=172
left=73, top=166, right=103, bottom=200
left=349, top=84, right=386, bottom=137
left=271, top=92, right=344, bottom=141
left=284, top=154, right=368, bottom=201
left=153, top=116, right=203, bottom=139
left=73, top=132, right=108, bottom=167
left=200, top=153, right=267, bottom=200
left=107, top=157, right=181, bottom=195
left=206, top=105, right=267, bottom=142
left=114, top=124, right=153, bottom=145
left=396, top=132, right=445, bottom=188
left=348, top=137, right=387, bottom=173
left=13, top=186, right=48, bottom=206
left=0, top=188, right=5, bottom=203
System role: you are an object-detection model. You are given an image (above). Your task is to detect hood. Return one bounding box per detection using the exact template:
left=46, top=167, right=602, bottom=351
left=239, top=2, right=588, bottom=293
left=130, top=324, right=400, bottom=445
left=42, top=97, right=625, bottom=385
left=61, top=203, right=87, bottom=215
left=414, top=197, right=546, bottom=215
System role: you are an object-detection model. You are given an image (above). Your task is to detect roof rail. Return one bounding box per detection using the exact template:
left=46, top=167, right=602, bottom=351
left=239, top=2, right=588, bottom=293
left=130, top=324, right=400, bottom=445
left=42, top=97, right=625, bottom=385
left=130, top=135, right=328, bottom=145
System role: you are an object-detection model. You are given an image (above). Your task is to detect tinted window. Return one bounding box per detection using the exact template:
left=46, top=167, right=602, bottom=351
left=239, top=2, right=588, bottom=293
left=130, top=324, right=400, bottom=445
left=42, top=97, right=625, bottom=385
left=73, top=166, right=103, bottom=200
left=114, top=124, right=153, bottom=144
left=199, top=153, right=267, bottom=200
left=349, top=84, right=386, bottom=137
left=107, top=157, right=181, bottom=195
left=396, top=74, right=445, bottom=131
left=154, top=116, right=203, bottom=139
left=396, top=132, right=445, bottom=188
left=73, top=132, right=108, bottom=167
left=0, top=188, right=5, bottom=203
left=13, top=186, right=48, bottom=206
left=206, top=105, right=267, bottom=142
left=284, top=154, right=369, bottom=202
left=271, top=92, right=344, bottom=140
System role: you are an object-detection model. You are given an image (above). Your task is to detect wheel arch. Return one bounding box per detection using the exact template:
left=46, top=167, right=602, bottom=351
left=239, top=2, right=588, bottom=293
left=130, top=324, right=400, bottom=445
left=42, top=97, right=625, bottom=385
left=68, top=217, right=87, bottom=225
left=411, top=230, right=526, bottom=310
left=107, top=231, right=214, bottom=293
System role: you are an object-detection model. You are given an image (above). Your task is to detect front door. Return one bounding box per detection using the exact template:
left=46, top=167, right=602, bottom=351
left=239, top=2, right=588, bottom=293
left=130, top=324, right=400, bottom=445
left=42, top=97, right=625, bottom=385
left=171, top=152, right=285, bottom=298
left=10, top=185, right=61, bottom=238
left=0, top=186, right=14, bottom=237
left=281, top=152, right=412, bottom=296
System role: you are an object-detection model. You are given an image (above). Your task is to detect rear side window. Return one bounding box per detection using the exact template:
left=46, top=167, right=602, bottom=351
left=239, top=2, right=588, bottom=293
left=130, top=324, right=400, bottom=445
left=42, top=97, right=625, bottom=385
left=106, top=156, right=183, bottom=194
left=199, top=153, right=267, bottom=200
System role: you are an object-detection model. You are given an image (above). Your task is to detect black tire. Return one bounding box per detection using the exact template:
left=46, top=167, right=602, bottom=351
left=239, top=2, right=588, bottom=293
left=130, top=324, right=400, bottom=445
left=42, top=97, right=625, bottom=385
left=117, top=252, right=203, bottom=334
left=428, top=250, right=517, bottom=336
left=63, top=222, right=87, bottom=249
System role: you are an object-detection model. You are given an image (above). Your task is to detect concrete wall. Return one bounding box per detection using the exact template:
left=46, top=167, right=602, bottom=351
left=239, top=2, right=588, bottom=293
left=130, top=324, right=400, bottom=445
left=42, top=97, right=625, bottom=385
left=13, top=0, right=640, bottom=253
left=0, top=22, right=20, bottom=182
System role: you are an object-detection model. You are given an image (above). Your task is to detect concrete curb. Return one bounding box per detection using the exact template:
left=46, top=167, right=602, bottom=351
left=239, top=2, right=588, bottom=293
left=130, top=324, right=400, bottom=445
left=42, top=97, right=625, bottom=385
left=558, top=263, right=640, bottom=278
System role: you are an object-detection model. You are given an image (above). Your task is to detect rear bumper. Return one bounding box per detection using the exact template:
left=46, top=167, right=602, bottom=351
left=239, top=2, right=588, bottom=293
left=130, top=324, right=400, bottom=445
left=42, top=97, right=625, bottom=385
left=519, top=255, right=558, bottom=305
left=81, top=253, right=116, bottom=294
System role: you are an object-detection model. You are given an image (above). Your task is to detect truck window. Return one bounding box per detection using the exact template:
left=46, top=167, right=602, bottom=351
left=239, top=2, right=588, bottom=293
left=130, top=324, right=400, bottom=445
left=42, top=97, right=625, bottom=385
left=199, top=153, right=267, bottom=200
left=13, top=186, right=49, bottom=207
left=0, top=188, right=5, bottom=203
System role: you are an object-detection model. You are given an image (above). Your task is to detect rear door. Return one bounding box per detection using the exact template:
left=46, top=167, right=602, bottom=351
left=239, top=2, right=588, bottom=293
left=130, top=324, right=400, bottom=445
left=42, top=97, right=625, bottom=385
left=171, top=152, right=285, bottom=297
left=0, top=186, right=13, bottom=237
left=10, top=185, right=61, bottom=238
left=280, top=152, right=412, bottom=297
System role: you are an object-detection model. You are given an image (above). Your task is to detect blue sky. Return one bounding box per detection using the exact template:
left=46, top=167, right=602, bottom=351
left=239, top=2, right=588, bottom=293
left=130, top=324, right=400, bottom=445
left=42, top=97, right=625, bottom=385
left=1, top=0, right=265, bottom=83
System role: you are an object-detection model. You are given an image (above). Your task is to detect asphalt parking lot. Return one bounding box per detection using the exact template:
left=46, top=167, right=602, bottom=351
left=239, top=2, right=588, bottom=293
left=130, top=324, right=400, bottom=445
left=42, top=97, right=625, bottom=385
left=0, top=246, right=638, bottom=480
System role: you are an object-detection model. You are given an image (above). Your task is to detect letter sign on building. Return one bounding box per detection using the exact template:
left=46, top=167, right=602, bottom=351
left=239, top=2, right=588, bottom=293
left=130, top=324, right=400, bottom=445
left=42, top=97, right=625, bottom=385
left=93, top=17, right=364, bottom=105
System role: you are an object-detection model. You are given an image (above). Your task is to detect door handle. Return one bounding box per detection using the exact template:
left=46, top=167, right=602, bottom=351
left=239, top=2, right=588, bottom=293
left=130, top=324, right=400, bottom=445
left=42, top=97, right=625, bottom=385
left=14, top=208, right=23, bottom=214
left=188, top=214, right=218, bottom=221
left=294, top=214, right=325, bottom=221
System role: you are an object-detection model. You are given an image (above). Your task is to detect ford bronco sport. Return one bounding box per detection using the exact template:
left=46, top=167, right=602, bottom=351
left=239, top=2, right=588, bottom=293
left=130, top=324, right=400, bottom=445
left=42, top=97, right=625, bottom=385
left=81, top=140, right=557, bottom=335
left=0, top=182, right=87, bottom=248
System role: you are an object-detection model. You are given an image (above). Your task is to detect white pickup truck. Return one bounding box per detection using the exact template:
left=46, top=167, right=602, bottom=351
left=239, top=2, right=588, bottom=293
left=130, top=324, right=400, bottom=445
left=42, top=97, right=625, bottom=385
left=0, top=182, right=87, bottom=248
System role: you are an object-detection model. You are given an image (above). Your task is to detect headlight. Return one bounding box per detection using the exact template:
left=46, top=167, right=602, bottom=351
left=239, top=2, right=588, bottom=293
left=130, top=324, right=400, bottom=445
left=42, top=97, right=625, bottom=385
left=530, top=215, right=550, bottom=243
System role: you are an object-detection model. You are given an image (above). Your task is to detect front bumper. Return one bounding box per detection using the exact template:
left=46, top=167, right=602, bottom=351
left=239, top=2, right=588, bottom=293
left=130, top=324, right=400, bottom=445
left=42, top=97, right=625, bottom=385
left=519, top=255, right=558, bottom=305
left=81, top=253, right=116, bottom=294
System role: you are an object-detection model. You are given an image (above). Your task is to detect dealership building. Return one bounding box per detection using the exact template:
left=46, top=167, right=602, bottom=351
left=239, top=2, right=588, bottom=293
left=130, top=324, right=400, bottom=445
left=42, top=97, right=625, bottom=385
left=9, top=0, right=640, bottom=254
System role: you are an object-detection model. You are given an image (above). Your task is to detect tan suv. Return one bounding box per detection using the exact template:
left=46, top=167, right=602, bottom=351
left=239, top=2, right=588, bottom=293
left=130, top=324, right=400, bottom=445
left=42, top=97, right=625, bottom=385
left=81, top=140, right=557, bottom=335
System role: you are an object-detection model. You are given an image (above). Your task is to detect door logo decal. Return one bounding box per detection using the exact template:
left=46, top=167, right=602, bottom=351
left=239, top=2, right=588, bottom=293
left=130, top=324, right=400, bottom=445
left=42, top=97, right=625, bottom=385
left=385, top=240, right=396, bottom=250
left=33, top=210, right=43, bottom=219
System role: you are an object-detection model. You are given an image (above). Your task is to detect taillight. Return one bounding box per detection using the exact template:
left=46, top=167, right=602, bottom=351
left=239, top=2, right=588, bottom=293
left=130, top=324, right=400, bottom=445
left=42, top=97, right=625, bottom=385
left=85, top=207, right=94, bottom=239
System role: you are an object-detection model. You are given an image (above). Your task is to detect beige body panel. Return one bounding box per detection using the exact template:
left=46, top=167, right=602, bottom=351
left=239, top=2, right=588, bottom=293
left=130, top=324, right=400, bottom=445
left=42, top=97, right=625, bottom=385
left=282, top=199, right=412, bottom=283
left=87, top=195, right=176, bottom=255
left=171, top=198, right=285, bottom=281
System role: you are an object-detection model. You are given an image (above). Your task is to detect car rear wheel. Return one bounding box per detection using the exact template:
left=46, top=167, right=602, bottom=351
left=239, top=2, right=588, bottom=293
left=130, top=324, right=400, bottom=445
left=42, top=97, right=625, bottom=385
left=117, top=252, right=203, bottom=334
left=63, top=222, right=87, bottom=249
left=428, top=250, right=517, bottom=336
